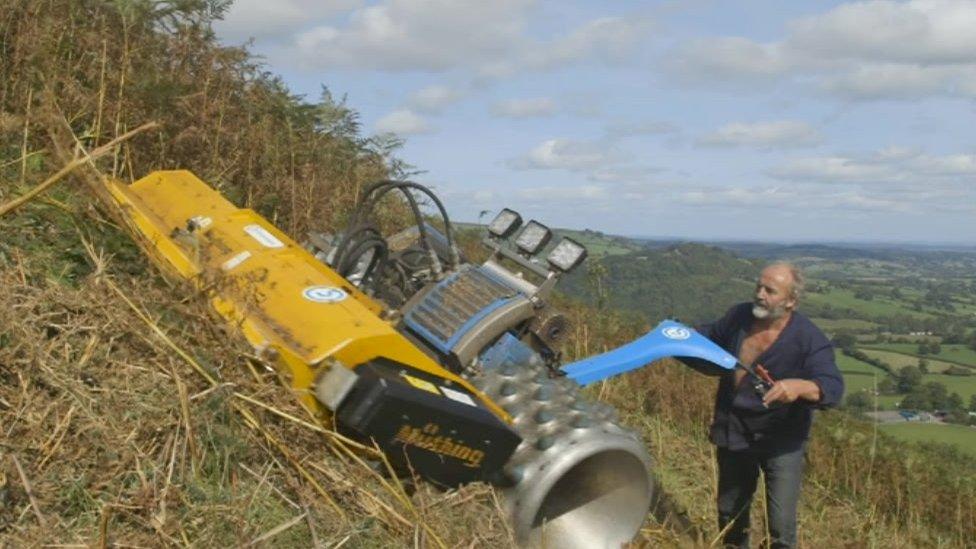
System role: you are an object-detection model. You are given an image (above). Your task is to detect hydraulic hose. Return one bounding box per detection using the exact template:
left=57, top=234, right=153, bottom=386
left=360, top=180, right=461, bottom=271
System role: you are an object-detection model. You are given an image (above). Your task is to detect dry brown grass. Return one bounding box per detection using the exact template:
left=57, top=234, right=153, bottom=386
left=593, top=359, right=976, bottom=548
left=0, top=244, right=523, bottom=547
left=3, top=1, right=975, bottom=547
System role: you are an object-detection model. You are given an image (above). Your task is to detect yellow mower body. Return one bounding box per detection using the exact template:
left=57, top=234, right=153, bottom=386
left=105, top=171, right=512, bottom=446
left=104, top=170, right=655, bottom=545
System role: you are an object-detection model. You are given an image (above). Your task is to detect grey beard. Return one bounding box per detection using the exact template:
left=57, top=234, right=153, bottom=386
left=753, top=303, right=786, bottom=320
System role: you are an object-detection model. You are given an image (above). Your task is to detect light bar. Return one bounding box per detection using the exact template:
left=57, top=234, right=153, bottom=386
left=547, top=237, right=587, bottom=272
left=515, top=220, right=551, bottom=255
left=488, top=208, right=523, bottom=239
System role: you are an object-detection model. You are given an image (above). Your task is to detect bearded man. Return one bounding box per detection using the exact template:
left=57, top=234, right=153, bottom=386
left=684, top=263, right=844, bottom=548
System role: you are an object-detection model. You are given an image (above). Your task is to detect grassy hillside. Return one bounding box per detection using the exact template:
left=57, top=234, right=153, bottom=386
left=880, top=423, right=976, bottom=458
left=560, top=242, right=759, bottom=325
left=3, top=2, right=976, bottom=548
left=866, top=343, right=976, bottom=368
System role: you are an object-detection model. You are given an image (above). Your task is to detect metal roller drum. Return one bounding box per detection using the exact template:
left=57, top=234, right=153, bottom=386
left=470, top=359, right=654, bottom=548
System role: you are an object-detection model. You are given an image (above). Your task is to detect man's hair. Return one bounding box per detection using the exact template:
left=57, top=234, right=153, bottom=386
left=767, top=262, right=805, bottom=301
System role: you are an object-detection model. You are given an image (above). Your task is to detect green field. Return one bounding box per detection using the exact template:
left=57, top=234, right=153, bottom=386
left=926, top=373, right=976, bottom=402
left=558, top=229, right=638, bottom=256
left=812, top=317, right=879, bottom=332
left=860, top=348, right=958, bottom=373
left=865, top=343, right=976, bottom=368
left=838, top=353, right=883, bottom=375
left=838, top=353, right=976, bottom=410
left=880, top=423, right=976, bottom=458
left=837, top=355, right=904, bottom=409
left=804, top=288, right=935, bottom=319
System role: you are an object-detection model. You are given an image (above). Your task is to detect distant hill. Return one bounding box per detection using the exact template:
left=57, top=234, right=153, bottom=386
left=560, top=242, right=760, bottom=325
left=634, top=240, right=976, bottom=279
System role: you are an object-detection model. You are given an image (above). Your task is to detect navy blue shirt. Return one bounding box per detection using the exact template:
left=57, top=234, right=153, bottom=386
left=694, top=303, right=844, bottom=453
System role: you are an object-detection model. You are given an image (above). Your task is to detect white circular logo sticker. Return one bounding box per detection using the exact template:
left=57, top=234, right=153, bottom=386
left=662, top=326, right=691, bottom=340
left=302, top=286, right=348, bottom=303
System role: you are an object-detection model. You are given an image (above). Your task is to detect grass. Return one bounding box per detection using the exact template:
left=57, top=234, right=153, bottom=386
left=842, top=348, right=976, bottom=406
left=924, top=373, right=976, bottom=402
left=0, top=253, right=518, bottom=547
left=556, top=229, right=638, bottom=257
left=837, top=354, right=895, bottom=408
left=860, top=348, right=959, bottom=372
left=880, top=423, right=976, bottom=458
left=864, top=343, right=976, bottom=368
left=811, top=317, right=879, bottom=332
left=837, top=353, right=883, bottom=375
left=804, top=288, right=935, bottom=320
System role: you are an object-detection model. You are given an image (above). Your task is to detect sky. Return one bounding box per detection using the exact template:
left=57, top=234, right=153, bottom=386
left=213, top=0, right=976, bottom=245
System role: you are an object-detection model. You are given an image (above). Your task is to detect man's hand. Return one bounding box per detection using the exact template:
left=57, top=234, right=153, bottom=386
left=762, top=379, right=821, bottom=407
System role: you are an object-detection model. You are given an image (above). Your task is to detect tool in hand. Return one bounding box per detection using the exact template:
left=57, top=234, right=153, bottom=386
left=737, top=361, right=775, bottom=397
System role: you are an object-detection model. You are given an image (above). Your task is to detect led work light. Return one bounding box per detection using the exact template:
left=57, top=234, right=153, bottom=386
left=488, top=208, right=523, bottom=239
left=547, top=237, right=588, bottom=272
left=515, top=220, right=552, bottom=255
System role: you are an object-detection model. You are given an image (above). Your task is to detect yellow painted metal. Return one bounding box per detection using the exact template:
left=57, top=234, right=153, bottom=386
left=105, top=170, right=510, bottom=422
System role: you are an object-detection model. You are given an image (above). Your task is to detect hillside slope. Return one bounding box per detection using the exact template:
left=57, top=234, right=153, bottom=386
left=2, top=2, right=974, bottom=547
left=561, top=242, right=759, bottom=325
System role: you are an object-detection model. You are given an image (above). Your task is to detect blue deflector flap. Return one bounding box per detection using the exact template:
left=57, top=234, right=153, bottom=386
left=561, top=320, right=737, bottom=386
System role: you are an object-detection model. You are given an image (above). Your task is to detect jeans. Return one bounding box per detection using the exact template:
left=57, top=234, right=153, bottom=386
left=716, top=444, right=806, bottom=548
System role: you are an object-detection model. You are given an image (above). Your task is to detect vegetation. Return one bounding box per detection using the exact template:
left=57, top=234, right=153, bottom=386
left=866, top=343, right=976, bottom=368
left=879, top=423, right=976, bottom=458
left=561, top=242, right=759, bottom=325
left=3, top=1, right=976, bottom=547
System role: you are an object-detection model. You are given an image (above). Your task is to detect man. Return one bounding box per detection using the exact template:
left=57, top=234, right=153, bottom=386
left=684, top=263, right=844, bottom=548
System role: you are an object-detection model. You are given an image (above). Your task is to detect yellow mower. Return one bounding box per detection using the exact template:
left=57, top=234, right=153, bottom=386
left=106, top=170, right=654, bottom=547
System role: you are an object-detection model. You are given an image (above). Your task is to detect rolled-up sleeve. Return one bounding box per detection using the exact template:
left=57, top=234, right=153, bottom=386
left=804, top=340, right=845, bottom=409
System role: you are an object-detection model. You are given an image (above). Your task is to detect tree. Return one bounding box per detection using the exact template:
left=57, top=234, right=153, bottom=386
left=854, top=288, right=874, bottom=301
left=921, top=382, right=949, bottom=410
left=900, top=392, right=923, bottom=410
left=918, top=358, right=929, bottom=374
left=968, top=394, right=976, bottom=412
left=917, top=342, right=930, bottom=355
left=930, top=341, right=942, bottom=355
left=845, top=392, right=872, bottom=413
left=832, top=331, right=857, bottom=351
left=586, top=260, right=610, bottom=311
left=878, top=376, right=897, bottom=395
left=896, top=366, right=923, bottom=394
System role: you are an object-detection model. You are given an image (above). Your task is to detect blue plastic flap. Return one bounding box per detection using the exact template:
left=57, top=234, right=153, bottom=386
left=561, top=320, right=737, bottom=386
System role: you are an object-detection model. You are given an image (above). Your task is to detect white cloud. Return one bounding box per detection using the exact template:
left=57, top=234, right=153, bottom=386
left=665, top=37, right=791, bottom=83
left=698, top=120, right=822, bottom=149
left=293, top=0, right=532, bottom=71
left=215, top=0, right=362, bottom=42
left=518, top=16, right=652, bottom=71
left=768, top=157, right=894, bottom=183
left=769, top=148, right=976, bottom=183
left=517, top=184, right=608, bottom=201
left=785, top=0, right=976, bottom=65
left=409, top=85, right=464, bottom=113
left=374, top=109, right=432, bottom=135
left=664, top=0, right=976, bottom=100
left=492, top=97, right=557, bottom=118
left=587, top=165, right=664, bottom=183
left=509, top=138, right=628, bottom=171
left=820, top=64, right=959, bottom=100
left=676, top=184, right=922, bottom=214
left=219, top=0, right=651, bottom=81
left=605, top=120, right=676, bottom=139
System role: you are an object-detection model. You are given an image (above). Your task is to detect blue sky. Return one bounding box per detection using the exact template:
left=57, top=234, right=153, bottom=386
left=214, top=0, right=976, bottom=244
